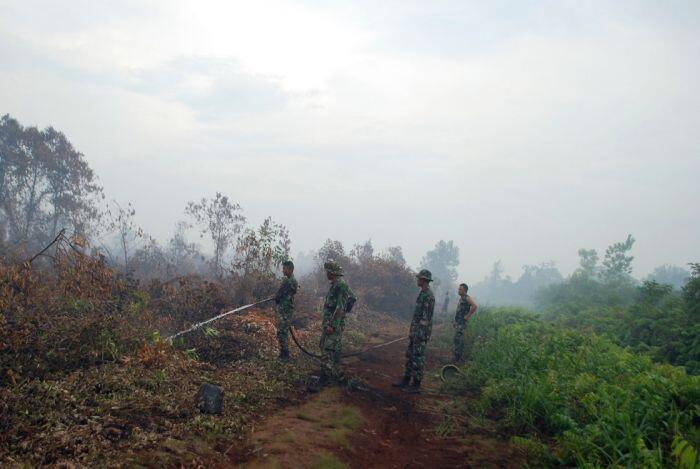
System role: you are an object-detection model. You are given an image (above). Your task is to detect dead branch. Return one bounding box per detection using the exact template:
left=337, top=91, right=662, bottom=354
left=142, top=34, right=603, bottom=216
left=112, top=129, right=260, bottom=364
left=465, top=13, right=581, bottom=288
left=26, top=229, right=66, bottom=265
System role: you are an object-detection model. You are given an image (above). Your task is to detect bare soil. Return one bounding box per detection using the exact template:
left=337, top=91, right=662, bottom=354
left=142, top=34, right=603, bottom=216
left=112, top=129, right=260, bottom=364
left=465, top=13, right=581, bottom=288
left=234, top=322, right=524, bottom=468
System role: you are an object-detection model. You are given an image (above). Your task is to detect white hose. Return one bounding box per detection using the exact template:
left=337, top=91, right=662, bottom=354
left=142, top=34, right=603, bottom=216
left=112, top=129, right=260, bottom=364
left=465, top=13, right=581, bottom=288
left=166, top=297, right=274, bottom=342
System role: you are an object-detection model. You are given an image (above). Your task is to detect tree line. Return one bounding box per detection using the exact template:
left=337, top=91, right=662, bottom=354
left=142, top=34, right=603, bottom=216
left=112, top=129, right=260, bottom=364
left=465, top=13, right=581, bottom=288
left=0, top=114, right=467, bottom=314
left=0, top=114, right=291, bottom=285
left=475, top=235, right=691, bottom=307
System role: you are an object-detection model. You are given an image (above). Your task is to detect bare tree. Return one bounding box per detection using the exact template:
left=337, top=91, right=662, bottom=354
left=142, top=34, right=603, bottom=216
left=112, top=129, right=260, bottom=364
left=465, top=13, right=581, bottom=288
left=103, top=201, right=143, bottom=272
left=185, top=192, right=246, bottom=278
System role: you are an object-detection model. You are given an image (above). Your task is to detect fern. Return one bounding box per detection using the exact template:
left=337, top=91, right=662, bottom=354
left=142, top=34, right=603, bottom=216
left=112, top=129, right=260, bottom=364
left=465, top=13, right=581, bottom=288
left=672, top=435, right=699, bottom=469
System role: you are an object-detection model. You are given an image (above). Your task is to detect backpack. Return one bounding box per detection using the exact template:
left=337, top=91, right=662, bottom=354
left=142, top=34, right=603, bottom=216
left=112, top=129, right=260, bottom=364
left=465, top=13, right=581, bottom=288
left=345, top=290, right=357, bottom=313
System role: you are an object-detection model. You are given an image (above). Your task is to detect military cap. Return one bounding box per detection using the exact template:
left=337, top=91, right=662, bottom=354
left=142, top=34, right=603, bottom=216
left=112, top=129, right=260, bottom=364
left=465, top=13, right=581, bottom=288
left=324, top=260, right=344, bottom=276
left=416, top=269, right=433, bottom=281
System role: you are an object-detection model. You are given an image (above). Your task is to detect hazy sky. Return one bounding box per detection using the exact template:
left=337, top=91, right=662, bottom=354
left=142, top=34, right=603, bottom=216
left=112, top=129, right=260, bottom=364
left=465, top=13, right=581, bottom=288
left=1, top=0, right=698, bottom=281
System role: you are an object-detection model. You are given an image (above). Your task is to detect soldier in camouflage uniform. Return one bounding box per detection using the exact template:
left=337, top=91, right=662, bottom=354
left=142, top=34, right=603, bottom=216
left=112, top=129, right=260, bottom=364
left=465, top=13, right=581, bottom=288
left=274, top=260, right=298, bottom=360
left=453, top=283, right=478, bottom=362
left=393, top=269, right=435, bottom=393
left=319, top=260, right=356, bottom=383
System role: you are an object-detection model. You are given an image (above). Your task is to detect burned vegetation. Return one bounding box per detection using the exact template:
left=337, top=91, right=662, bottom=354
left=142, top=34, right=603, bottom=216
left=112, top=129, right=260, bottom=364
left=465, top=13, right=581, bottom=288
left=0, top=114, right=422, bottom=466
left=1, top=115, right=699, bottom=468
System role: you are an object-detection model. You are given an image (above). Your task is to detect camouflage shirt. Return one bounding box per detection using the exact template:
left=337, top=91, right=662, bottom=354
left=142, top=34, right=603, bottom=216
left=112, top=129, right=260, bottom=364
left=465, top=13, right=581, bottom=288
left=455, top=295, right=470, bottom=323
left=274, top=275, right=298, bottom=311
left=322, top=279, right=356, bottom=329
left=410, top=288, right=435, bottom=340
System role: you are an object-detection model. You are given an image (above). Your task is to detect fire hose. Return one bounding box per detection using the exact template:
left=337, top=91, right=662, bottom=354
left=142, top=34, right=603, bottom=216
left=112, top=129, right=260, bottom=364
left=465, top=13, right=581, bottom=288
left=165, top=297, right=275, bottom=342
left=166, top=297, right=408, bottom=361
left=288, top=325, right=407, bottom=360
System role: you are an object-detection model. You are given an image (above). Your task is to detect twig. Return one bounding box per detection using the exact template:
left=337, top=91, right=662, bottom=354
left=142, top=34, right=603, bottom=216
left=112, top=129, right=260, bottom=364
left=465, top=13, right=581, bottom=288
left=25, top=229, right=66, bottom=265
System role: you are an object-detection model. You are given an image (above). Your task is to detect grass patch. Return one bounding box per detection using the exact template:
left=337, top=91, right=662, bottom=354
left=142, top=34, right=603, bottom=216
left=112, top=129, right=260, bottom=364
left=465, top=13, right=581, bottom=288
left=328, top=407, right=364, bottom=430
left=329, top=429, right=351, bottom=449
left=324, top=406, right=364, bottom=450
left=294, top=411, right=319, bottom=422
left=311, top=452, right=347, bottom=469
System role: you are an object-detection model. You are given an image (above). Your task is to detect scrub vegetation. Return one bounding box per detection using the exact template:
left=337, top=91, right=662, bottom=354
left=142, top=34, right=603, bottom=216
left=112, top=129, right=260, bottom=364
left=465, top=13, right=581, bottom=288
left=1, top=115, right=698, bottom=467
left=439, top=264, right=700, bottom=467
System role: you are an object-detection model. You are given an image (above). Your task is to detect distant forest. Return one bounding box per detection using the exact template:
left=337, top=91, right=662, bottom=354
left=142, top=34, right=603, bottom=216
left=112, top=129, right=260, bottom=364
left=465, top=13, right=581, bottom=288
left=474, top=239, right=690, bottom=308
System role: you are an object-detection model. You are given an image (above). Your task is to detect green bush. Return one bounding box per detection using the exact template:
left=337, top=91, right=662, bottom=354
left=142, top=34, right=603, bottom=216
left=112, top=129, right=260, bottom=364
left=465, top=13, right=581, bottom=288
left=539, top=275, right=700, bottom=374
left=456, top=308, right=700, bottom=467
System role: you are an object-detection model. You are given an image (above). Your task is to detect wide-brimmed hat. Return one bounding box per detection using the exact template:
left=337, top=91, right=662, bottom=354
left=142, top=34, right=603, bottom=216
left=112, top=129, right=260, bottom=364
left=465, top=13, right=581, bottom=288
left=416, top=269, right=433, bottom=281
left=324, top=260, right=344, bottom=276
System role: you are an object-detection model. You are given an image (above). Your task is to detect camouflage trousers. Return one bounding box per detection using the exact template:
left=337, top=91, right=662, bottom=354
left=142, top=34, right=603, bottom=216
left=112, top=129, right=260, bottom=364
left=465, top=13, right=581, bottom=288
left=276, top=308, right=293, bottom=354
left=403, top=336, right=428, bottom=382
left=320, top=328, right=344, bottom=383
left=453, top=320, right=466, bottom=362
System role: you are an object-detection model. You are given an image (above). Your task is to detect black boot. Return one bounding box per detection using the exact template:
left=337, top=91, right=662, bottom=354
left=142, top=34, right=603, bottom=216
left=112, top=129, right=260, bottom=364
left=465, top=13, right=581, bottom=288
left=402, top=378, right=421, bottom=394
left=279, top=349, right=290, bottom=361
left=392, top=375, right=410, bottom=388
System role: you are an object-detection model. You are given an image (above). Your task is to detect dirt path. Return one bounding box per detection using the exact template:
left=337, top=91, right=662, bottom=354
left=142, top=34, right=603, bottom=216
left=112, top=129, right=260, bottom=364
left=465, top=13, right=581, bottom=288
left=233, top=325, right=523, bottom=468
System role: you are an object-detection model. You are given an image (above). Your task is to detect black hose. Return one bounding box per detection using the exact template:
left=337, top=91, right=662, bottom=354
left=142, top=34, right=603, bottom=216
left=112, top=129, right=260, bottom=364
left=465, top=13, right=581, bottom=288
left=288, top=326, right=407, bottom=360
left=288, top=326, right=324, bottom=360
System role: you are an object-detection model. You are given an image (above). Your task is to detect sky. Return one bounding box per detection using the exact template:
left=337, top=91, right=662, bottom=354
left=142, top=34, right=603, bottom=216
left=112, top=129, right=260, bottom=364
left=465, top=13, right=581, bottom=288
left=1, top=0, right=698, bottom=281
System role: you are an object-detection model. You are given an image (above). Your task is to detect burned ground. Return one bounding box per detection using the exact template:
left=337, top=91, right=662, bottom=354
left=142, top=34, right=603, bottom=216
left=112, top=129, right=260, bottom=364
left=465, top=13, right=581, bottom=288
left=1, top=306, right=523, bottom=467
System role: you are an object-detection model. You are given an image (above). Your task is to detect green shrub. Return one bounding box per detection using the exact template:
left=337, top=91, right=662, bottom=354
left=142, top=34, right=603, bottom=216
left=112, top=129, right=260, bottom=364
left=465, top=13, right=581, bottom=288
left=540, top=277, right=700, bottom=374
left=456, top=308, right=700, bottom=467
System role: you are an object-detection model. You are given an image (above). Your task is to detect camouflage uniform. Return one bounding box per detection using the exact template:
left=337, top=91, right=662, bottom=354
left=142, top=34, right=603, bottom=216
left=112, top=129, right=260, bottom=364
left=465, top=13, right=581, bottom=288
left=274, top=275, right=298, bottom=356
left=320, top=262, right=356, bottom=382
left=402, top=284, right=435, bottom=383
left=453, top=295, right=470, bottom=362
